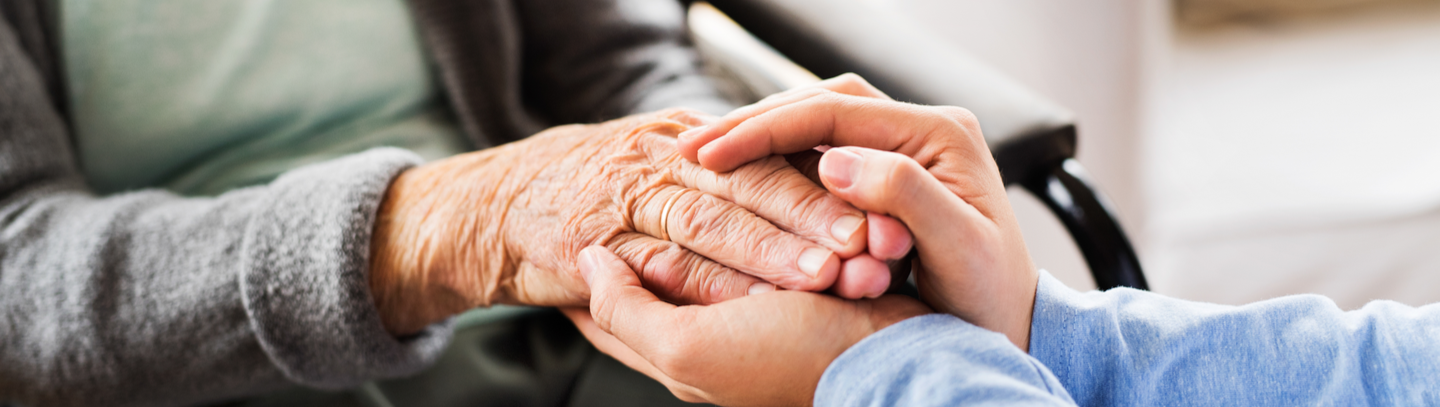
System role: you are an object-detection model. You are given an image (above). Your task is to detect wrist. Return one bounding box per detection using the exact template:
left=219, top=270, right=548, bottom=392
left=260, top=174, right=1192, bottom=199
left=992, top=264, right=1040, bottom=352
left=370, top=167, right=454, bottom=335
left=866, top=295, right=935, bottom=333
left=1003, top=288, right=1037, bottom=352
left=369, top=153, right=510, bottom=335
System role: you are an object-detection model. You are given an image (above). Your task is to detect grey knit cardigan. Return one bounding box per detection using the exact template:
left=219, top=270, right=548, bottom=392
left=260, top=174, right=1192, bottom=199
left=0, top=0, right=731, bottom=405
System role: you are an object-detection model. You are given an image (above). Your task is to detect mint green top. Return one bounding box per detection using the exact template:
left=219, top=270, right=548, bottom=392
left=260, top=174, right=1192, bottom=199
left=62, top=0, right=471, bottom=196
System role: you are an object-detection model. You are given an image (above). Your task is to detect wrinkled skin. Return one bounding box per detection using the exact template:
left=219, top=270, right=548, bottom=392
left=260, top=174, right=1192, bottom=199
left=564, top=74, right=1040, bottom=406
left=370, top=109, right=879, bottom=334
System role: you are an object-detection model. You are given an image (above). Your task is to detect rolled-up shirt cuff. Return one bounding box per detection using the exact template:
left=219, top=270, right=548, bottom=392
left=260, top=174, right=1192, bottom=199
left=1027, top=269, right=1144, bottom=404
left=817, top=312, right=1073, bottom=406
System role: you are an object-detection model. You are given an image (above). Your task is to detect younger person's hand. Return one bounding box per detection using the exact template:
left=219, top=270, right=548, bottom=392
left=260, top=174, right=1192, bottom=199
left=677, top=75, right=1039, bottom=350
left=564, top=245, right=930, bottom=406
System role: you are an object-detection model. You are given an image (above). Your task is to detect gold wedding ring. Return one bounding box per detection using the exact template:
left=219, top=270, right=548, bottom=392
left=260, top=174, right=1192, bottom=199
left=658, top=191, right=683, bottom=242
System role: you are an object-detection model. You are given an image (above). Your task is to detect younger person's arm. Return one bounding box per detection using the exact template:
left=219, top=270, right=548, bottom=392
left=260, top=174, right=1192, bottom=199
left=683, top=75, right=1440, bottom=405
left=1030, top=271, right=1440, bottom=406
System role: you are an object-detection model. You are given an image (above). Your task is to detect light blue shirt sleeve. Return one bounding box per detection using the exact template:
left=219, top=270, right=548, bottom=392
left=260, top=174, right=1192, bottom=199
left=819, top=270, right=1440, bottom=406
left=816, top=314, right=1077, bottom=406
left=1028, top=271, right=1440, bottom=406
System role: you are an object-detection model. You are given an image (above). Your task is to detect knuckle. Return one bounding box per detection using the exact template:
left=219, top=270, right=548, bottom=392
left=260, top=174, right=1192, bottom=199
left=878, top=155, right=927, bottom=198
left=831, top=72, right=876, bottom=94
left=671, top=191, right=794, bottom=271
left=656, top=106, right=702, bottom=119
left=760, top=86, right=814, bottom=104
left=636, top=119, right=691, bottom=142
left=814, top=90, right=850, bottom=106
left=776, top=167, right=837, bottom=211
left=781, top=185, right=836, bottom=233
left=934, top=105, right=982, bottom=134
left=800, top=86, right=833, bottom=98
left=605, top=229, right=646, bottom=251
left=935, top=105, right=978, bottom=124
left=731, top=156, right=798, bottom=197
left=613, top=237, right=717, bottom=304
left=754, top=230, right=797, bottom=269
left=690, top=261, right=735, bottom=303
left=656, top=107, right=713, bottom=128
left=667, top=254, right=716, bottom=299
left=738, top=155, right=792, bottom=180
left=793, top=87, right=834, bottom=102
left=640, top=246, right=687, bottom=291
left=670, top=193, right=725, bottom=242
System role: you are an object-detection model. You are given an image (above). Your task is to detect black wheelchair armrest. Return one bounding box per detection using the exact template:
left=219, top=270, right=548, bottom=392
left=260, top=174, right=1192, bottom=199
left=703, top=0, right=1074, bottom=183
left=703, top=0, right=1147, bottom=290
left=1023, top=159, right=1148, bottom=290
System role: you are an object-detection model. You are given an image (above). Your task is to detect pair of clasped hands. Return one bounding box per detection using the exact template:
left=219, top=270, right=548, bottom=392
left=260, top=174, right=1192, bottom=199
left=561, top=75, right=1040, bottom=406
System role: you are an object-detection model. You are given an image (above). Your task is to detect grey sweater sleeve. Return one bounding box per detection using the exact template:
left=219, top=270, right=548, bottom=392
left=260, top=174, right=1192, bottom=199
left=0, top=16, right=449, bottom=407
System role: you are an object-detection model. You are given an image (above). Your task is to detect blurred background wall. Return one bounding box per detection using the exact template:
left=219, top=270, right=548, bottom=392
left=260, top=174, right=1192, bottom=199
left=883, top=0, right=1440, bottom=309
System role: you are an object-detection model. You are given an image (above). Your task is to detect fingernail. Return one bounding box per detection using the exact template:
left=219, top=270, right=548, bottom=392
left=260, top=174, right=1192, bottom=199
left=748, top=282, right=776, bottom=295
left=797, top=247, right=835, bottom=278
left=831, top=214, right=865, bottom=244
left=821, top=148, right=862, bottom=189
left=578, top=247, right=600, bottom=284
left=678, top=125, right=709, bottom=142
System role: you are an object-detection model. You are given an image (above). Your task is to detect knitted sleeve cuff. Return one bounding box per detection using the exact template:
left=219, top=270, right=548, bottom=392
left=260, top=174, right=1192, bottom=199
left=239, top=148, right=451, bottom=388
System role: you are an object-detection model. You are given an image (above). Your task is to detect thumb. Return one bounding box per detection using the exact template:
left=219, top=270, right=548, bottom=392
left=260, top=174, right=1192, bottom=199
left=817, top=147, right=985, bottom=244
left=579, top=246, right=678, bottom=340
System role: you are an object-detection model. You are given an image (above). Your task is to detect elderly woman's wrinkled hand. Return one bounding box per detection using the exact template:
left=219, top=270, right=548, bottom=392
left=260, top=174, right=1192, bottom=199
left=366, top=109, right=880, bottom=335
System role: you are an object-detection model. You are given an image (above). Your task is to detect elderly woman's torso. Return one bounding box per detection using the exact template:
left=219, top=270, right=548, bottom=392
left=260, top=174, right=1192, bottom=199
left=63, top=0, right=469, bottom=196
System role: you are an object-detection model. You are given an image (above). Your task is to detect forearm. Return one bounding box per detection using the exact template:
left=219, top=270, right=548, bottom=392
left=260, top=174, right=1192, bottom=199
left=1029, top=271, right=1440, bottom=406
left=0, top=149, right=450, bottom=407
left=369, top=145, right=518, bottom=335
